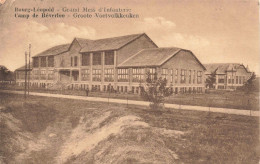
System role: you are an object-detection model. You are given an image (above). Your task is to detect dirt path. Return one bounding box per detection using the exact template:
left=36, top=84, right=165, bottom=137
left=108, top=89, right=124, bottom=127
left=0, top=89, right=259, bottom=117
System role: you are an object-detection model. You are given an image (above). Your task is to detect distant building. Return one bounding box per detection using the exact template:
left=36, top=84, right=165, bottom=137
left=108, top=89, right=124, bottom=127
left=204, top=63, right=252, bottom=90
left=15, top=33, right=206, bottom=93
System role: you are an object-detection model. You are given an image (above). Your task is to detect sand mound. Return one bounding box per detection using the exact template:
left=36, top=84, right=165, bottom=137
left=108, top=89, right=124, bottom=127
left=58, top=110, right=184, bottom=164
left=57, top=111, right=149, bottom=163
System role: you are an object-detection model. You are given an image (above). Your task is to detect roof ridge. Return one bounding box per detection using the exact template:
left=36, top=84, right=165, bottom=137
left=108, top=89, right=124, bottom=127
left=204, top=63, right=241, bottom=65
left=155, top=46, right=182, bottom=49
left=75, top=37, right=93, bottom=41
left=136, top=47, right=182, bottom=52
left=93, top=33, right=144, bottom=41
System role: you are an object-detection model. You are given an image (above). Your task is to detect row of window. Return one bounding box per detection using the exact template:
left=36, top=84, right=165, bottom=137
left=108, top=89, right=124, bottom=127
left=19, top=68, right=203, bottom=83
left=17, top=70, right=54, bottom=80
left=33, top=56, right=54, bottom=68
left=33, top=51, right=115, bottom=68
left=165, top=69, right=202, bottom=84
left=227, top=76, right=246, bottom=84
left=133, top=68, right=145, bottom=82
left=217, top=75, right=247, bottom=85
left=81, top=51, right=115, bottom=66
left=79, top=68, right=202, bottom=83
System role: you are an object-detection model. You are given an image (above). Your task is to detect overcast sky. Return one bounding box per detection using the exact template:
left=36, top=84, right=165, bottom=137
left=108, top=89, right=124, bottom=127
left=0, top=0, right=259, bottom=74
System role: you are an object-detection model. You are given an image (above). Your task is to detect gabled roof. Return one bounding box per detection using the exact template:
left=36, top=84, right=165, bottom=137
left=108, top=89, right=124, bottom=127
left=32, top=33, right=157, bottom=58
left=80, top=33, right=157, bottom=53
left=118, top=47, right=206, bottom=70
left=15, top=63, right=33, bottom=71
left=33, top=44, right=70, bottom=57
left=204, top=63, right=249, bottom=74
left=72, top=38, right=93, bottom=49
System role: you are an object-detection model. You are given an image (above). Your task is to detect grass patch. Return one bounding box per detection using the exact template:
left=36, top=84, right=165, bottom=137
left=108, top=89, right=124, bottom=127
left=2, top=85, right=259, bottom=110
left=2, top=101, right=58, bottom=134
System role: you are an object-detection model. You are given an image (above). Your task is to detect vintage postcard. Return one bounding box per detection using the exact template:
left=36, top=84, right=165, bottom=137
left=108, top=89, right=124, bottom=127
left=0, top=0, right=259, bottom=163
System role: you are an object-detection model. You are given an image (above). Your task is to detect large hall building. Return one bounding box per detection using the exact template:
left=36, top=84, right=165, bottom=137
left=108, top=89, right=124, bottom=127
left=15, top=33, right=206, bottom=94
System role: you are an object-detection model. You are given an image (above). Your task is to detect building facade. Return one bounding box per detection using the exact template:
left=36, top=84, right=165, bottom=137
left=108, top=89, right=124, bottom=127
left=117, top=48, right=206, bottom=94
left=204, top=63, right=252, bottom=90
left=15, top=33, right=206, bottom=94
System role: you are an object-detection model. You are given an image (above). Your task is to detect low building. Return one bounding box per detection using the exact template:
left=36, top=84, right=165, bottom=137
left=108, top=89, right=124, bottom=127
left=15, top=33, right=206, bottom=93
left=15, top=64, right=32, bottom=86
left=204, top=63, right=252, bottom=90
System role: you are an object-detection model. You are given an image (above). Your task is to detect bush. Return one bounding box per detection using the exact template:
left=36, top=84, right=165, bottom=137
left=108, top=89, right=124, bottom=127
left=141, top=72, right=173, bottom=110
left=238, top=72, right=258, bottom=93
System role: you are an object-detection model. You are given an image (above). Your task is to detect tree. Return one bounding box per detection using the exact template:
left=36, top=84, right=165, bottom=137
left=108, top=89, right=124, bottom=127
left=242, top=72, right=257, bottom=94
left=0, top=66, right=9, bottom=82
left=205, top=70, right=216, bottom=89
left=0, top=66, right=14, bottom=82
left=141, top=72, right=173, bottom=109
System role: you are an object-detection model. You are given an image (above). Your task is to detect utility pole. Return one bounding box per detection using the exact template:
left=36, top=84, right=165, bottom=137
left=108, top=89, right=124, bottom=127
left=24, top=51, right=27, bottom=99
left=231, top=67, right=234, bottom=89
left=28, top=44, right=31, bottom=95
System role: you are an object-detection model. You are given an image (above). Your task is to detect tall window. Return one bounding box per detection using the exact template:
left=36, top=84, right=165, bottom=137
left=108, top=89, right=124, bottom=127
left=93, top=52, right=101, bottom=65
left=197, top=71, right=202, bottom=84
left=148, top=68, right=156, bottom=80
left=48, top=70, right=54, bottom=80
left=92, top=69, right=101, bottom=81
left=118, top=69, right=129, bottom=82
left=33, top=70, right=38, bottom=80
left=81, top=69, right=90, bottom=81
left=60, top=56, right=65, bottom=67
left=242, top=76, right=245, bottom=84
left=228, top=75, right=231, bottom=84
left=40, top=56, right=47, bottom=67
left=48, top=56, right=54, bottom=67
left=175, top=69, right=178, bottom=83
left=33, top=57, right=39, bottom=68
left=71, top=57, right=73, bottom=67
left=193, top=70, right=196, bottom=84
left=235, top=76, right=239, bottom=84
left=74, top=56, right=78, bottom=66
left=105, top=51, right=114, bottom=65
left=170, top=69, right=173, bottom=83
left=104, top=69, right=114, bottom=82
left=82, top=53, right=90, bottom=66
left=162, top=69, right=168, bottom=80
left=218, top=75, right=225, bottom=83
left=40, top=70, right=46, bottom=80
left=133, top=68, right=145, bottom=83
left=181, top=69, right=186, bottom=83
left=188, top=70, right=192, bottom=84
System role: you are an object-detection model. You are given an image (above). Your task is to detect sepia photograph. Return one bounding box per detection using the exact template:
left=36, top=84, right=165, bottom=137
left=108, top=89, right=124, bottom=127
left=0, top=0, right=259, bottom=163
